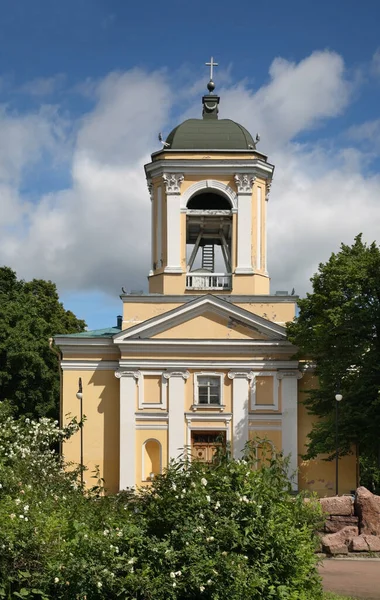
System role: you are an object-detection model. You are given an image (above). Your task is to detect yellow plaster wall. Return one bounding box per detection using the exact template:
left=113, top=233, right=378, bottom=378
left=248, top=429, right=282, bottom=453
left=122, top=302, right=183, bottom=327
left=297, top=373, right=357, bottom=496
left=256, top=376, right=274, bottom=405
left=152, top=311, right=267, bottom=340
left=135, top=429, right=168, bottom=487
left=62, top=369, right=120, bottom=493
left=235, top=302, right=296, bottom=323
left=143, top=375, right=161, bottom=403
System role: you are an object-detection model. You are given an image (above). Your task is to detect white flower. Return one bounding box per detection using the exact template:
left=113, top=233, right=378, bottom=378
left=15, top=499, right=21, bottom=505
left=207, top=579, right=212, bottom=585
left=206, top=536, right=214, bottom=542
left=172, top=483, right=177, bottom=491
left=191, top=482, right=196, bottom=488
left=24, top=505, right=29, bottom=512
left=175, top=570, right=182, bottom=576
left=0, top=483, right=2, bottom=488
left=19, top=514, right=24, bottom=519
left=200, top=586, right=205, bottom=592
left=222, top=551, right=227, bottom=556
left=215, top=501, right=220, bottom=509
left=97, top=581, right=102, bottom=588
left=172, top=582, right=177, bottom=587
left=128, top=558, right=136, bottom=564
left=103, top=529, right=109, bottom=536
left=54, top=577, right=59, bottom=583
left=170, top=572, right=176, bottom=579
left=206, top=495, right=211, bottom=502
left=10, top=514, right=15, bottom=520
left=84, top=534, right=88, bottom=539
left=24, top=517, right=28, bottom=522
left=201, top=478, right=207, bottom=486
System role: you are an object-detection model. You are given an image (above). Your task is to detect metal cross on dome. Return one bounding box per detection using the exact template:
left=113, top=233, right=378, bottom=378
left=205, top=56, right=218, bottom=81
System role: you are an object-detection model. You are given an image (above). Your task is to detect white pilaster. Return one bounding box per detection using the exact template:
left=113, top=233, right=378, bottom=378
left=156, top=185, right=162, bottom=268
left=163, top=174, right=184, bottom=273
left=228, top=370, right=254, bottom=459
left=256, top=186, right=262, bottom=271
left=164, top=370, right=189, bottom=461
left=115, top=370, right=140, bottom=489
left=234, top=174, right=255, bottom=274
left=277, top=370, right=302, bottom=491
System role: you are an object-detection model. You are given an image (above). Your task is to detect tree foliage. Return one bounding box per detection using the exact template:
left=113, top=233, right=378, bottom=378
left=0, top=267, right=86, bottom=418
left=287, top=235, right=380, bottom=479
left=0, top=406, right=323, bottom=599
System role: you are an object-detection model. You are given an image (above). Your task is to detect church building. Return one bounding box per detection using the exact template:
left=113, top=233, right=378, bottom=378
left=55, top=62, right=356, bottom=496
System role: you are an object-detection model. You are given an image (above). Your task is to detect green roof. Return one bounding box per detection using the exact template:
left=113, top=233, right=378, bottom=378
left=166, top=118, right=255, bottom=151
left=57, top=327, right=120, bottom=338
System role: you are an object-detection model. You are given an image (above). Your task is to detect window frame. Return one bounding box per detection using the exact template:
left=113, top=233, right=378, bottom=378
left=193, top=372, right=224, bottom=408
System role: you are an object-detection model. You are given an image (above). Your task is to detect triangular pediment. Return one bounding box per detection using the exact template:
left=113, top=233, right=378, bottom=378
left=113, top=295, right=287, bottom=343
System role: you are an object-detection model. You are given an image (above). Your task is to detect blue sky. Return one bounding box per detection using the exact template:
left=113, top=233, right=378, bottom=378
left=0, top=0, right=380, bottom=329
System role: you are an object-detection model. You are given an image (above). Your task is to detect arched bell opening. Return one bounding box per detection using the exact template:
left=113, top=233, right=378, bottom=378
left=186, top=191, right=232, bottom=291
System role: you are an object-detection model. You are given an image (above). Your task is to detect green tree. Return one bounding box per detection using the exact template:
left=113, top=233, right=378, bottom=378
left=287, top=235, right=380, bottom=488
left=0, top=267, right=86, bottom=418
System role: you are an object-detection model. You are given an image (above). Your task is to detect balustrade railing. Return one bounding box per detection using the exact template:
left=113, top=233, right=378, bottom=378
left=186, top=273, right=232, bottom=290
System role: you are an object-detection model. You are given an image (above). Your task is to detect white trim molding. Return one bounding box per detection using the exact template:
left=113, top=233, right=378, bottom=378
left=250, top=371, right=279, bottom=411
left=234, top=174, right=256, bottom=194
left=119, top=371, right=139, bottom=490
left=166, top=370, right=189, bottom=461
left=137, top=371, right=168, bottom=410
left=181, top=179, right=237, bottom=210
left=277, top=370, right=302, bottom=491
left=162, top=173, right=184, bottom=194
left=256, top=186, right=262, bottom=271
left=185, top=414, right=232, bottom=456
left=61, top=360, right=119, bottom=371
left=193, top=371, right=225, bottom=410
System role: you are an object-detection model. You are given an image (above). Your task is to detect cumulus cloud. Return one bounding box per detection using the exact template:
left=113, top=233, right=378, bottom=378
left=0, top=50, right=379, bottom=304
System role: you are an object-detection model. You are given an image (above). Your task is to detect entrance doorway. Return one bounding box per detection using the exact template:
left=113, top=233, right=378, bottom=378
left=191, top=431, right=226, bottom=463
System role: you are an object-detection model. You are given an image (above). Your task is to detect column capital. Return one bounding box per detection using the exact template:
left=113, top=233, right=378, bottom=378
left=265, top=179, right=272, bottom=202
left=228, top=370, right=255, bottom=380
left=276, top=370, right=303, bottom=380
left=162, top=173, right=184, bottom=194
left=234, top=173, right=256, bottom=194
left=146, top=178, right=153, bottom=201
left=163, top=370, right=190, bottom=380
left=114, top=369, right=141, bottom=380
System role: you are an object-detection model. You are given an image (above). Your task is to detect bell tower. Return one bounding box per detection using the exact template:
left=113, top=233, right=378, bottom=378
left=145, top=61, right=274, bottom=296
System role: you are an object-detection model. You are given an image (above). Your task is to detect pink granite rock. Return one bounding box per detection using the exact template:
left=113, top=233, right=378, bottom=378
left=325, top=515, right=359, bottom=533
left=355, top=486, right=380, bottom=536
left=349, top=534, right=380, bottom=552
left=320, top=495, right=353, bottom=516
left=321, top=525, right=358, bottom=555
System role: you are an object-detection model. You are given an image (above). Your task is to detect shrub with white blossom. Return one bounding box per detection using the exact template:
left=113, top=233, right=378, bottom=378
left=0, top=403, right=323, bottom=599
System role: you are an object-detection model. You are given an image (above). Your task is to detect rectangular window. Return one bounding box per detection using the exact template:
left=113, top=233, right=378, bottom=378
left=197, top=376, right=221, bottom=405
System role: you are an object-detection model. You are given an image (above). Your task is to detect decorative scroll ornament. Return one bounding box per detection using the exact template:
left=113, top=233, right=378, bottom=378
left=163, top=370, right=190, bottom=380
left=228, top=370, right=255, bottom=380
left=146, top=179, right=153, bottom=201
left=234, top=174, right=256, bottom=194
left=276, top=370, right=303, bottom=380
left=114, top=370, right=141, bottom=380
left=162, top=173, right=184, bottom=194
left=265, top=180, right=272, bottom=202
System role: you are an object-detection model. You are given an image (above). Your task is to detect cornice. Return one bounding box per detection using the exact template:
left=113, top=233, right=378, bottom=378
left=119, top=359, right=299, bottom=370
left=120, top=293, right=298, bottom=303
left=145, top=159, right=274, bottom=180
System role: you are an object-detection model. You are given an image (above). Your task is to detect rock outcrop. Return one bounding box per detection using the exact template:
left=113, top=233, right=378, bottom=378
left=355, top=486, right=380, bottom=536
left=320, top=495, right=353, bottom=516
left=349, top=534, right=380, bottom=552
left=321, top=526, right=359, bottom=555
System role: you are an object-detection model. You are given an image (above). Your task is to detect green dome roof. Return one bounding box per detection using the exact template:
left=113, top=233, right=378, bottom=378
left=166, top=118, right=255, bottom=151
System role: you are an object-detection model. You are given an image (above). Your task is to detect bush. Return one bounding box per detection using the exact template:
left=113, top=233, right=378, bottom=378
left=0, top=406, right=323, bottom=599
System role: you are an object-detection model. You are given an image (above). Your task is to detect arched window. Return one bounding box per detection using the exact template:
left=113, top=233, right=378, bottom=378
left=187, top=191, right=231, bottom=210
left=142, top=439, right=162, bottom=481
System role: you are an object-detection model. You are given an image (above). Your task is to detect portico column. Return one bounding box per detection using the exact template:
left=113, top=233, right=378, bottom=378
left=115, top=369, right=140, bottom=490
left=163, top=173, right=184, bottom=273
left=164, top=370, right=190, bottom=461
left=277, top=370, right=302, bottom=491
left=228, top=370, right=254, bottom=459
left=234, top=174, right=255, bottom=274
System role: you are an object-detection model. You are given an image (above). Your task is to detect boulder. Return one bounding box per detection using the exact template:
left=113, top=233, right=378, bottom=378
left=325, top=515, right=359, bottom=533
left=321, top=525, right=358, bottom=555
left=320, top=495, right=353, bottom=516
left=355, top=486, right=380, bottom=536
left=349, top=534, right=380, bottom=552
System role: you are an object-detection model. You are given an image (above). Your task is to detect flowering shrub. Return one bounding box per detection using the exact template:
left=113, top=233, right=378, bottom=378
left=0, top=405, right=323, bottom=599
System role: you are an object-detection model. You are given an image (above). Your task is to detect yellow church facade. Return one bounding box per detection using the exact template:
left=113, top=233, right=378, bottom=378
left=56, top=71, right=356, bottom=496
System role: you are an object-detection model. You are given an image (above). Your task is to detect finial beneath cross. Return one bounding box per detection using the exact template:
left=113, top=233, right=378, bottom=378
left=205, top=56, right=218, bottom=81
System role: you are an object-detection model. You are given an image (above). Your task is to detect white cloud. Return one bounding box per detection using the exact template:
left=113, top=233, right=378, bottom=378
left=371, top=48, right=380, bottom=77
left=20, top=74, right=66, bottom=97
left=0, top=51, right=379, bottom=308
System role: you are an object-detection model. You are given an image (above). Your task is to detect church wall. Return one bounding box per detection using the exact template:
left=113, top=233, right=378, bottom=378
left=297, top=372, right=357, bottom=496
left=61, top=369, right=120, bottom=494
left=135, top=429, right=168, bottom=487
